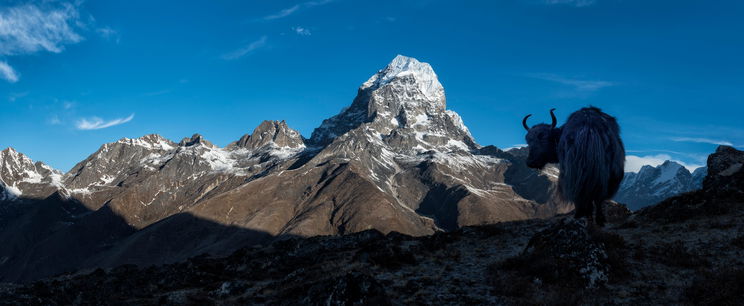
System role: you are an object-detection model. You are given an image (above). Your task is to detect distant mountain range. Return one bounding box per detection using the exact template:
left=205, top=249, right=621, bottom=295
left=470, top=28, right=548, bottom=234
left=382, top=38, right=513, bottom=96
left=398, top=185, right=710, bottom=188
left=0, top=55, right=570, bottom=282
left=615, top=161, right=707, bottom=210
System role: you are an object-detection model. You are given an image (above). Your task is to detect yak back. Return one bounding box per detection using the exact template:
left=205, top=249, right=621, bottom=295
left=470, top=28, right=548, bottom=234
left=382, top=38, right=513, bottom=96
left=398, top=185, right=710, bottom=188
left=556, top=107, right=625, bottom=208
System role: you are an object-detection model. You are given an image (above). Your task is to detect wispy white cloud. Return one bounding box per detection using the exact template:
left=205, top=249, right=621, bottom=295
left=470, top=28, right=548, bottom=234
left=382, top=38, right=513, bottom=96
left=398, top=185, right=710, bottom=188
left=222, top=36, right=268, bottom=60
left=96, top=26, right=120, bottom=43
left=544, top=0, right=596, bottom=7
left=49, top=115, right=62, bottom=125
left=260, top=0, right=334, bottom=21
left=0, top=2, right=83, bottom=56
left=504, top=144, right=527, bottom=151
left=627, top=149, right=708, bottom=164
left=670, top=137, right=733, bottom=146
left=527, top=73, right=615, bottom=92
left=292, top=26, right=312, bottom=36
left=263, top=5, right=301, bottom=20
left=8, top=91, right=28, bottom=102
left=63, top=101, right=75, bottom=109
left=142, top=89, right=171, bottom=97
left=625, top=154, right=703, bottom=173
left=0, top=2, right=84, bottom=82
left=0, top=61, right=19, bottom=83
left=75, top=114, right=135, bottom=130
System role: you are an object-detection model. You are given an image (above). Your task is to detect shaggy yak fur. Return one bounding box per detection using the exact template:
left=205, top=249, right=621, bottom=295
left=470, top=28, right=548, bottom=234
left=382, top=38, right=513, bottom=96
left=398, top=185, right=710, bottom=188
left=522, top=107, right=625, bottom=226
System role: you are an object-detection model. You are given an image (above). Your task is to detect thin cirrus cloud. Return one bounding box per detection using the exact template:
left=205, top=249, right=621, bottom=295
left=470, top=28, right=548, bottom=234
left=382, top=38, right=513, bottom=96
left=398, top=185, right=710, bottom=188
left=670, top=137, right=734, bottom=146
left=544, top=0, right=597, bottom=7
left=75, top=114, right=135, bottom=130
left=292, top=26, right=312, bottom=36
left=0, top=1, right=84, bottom=82
left=504, top=144, right=527, bottom=151
left=0, top=61, right=19, bottom=83
left=96, top=26, right=121, bottom=44
left=527, top=73, right=615, bottom=92
left=8, top=91, right=29, bottom=102
left=259, top=0, right=334, bottom=21
left=262, top=5, right=300, bottom=20
left=625, top=154, right=703, bottom=173
left=222, top=36, right=268, bottom=60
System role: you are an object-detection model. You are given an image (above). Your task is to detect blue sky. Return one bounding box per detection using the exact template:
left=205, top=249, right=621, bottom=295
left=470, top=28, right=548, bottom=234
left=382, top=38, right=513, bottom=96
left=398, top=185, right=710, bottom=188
left=1, top=0, right=743, bottom=172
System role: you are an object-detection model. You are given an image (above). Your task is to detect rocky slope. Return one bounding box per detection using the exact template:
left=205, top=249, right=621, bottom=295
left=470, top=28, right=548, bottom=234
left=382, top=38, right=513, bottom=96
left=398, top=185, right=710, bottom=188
left=1, top=145, right=741, bottom=305
left=0, top=55, right=567, bottom=283
left=615, top=161, right=707, bottom=210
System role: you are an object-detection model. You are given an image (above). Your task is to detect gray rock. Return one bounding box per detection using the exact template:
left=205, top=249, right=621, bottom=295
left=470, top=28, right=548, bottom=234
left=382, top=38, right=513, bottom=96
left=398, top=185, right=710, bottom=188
left=232, top=120, right=305, bottom=150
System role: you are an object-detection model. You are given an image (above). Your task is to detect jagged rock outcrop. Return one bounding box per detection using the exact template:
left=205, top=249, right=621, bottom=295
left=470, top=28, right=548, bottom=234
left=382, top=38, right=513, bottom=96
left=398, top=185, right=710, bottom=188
left=639, top=145, right=743, bottom=222
left=703, top=145, right=744, bottom=199
left=233, top=120, right=305, bottom=150
left=615, top=161, right=707, bottom=210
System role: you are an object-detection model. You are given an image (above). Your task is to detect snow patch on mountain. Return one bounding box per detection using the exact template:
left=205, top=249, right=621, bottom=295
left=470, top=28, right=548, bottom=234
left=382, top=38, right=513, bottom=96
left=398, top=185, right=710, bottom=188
left=652, top=161, right=683, bottom=185
left=266, top=144, right=306, bottom=159
left=0, top=180, right=22, bottom=200
left=21, top=170, right=44, bottom=184
left=200, top=147, right=239, bottom=173
left=117, top=135, right=176, bottom=151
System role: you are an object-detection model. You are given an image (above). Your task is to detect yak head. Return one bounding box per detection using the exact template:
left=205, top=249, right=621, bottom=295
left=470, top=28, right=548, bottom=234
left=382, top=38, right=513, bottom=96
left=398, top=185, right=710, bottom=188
left=522, top=108, right=561, bottom=169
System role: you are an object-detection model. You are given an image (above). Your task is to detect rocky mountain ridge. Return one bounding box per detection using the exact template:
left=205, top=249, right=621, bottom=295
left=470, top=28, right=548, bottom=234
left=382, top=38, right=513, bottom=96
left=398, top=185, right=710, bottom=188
left=0, top=55, right=567, bottom=282
left=2, top=145, right=742, bottom=305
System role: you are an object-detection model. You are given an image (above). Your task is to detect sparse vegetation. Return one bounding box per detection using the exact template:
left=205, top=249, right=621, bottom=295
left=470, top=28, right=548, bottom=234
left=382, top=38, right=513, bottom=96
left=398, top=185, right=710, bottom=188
left=652, top=240, right=709, bottom=268
left=731, top=235, right=744, bottom=248
left=686, top=269, right=744, bottom=306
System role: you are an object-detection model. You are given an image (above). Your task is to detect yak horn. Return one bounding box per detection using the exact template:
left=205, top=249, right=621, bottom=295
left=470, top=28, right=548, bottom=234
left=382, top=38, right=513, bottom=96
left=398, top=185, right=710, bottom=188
left=549, top=108, right=557, bottom=129
left=522, top=114, right=532, bottom=131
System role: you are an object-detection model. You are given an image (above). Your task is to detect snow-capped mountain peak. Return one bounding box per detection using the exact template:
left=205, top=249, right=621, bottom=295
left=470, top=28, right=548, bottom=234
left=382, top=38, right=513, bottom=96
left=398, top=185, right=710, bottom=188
left=0, top=147, right=63, bottom=201
left=615, top=160, right=706, bottom=210
left=652, top=160, right=685, bottom=185
left=361, top=55, right=444, bottom=102
left=310, top=55, right=473, bottom=152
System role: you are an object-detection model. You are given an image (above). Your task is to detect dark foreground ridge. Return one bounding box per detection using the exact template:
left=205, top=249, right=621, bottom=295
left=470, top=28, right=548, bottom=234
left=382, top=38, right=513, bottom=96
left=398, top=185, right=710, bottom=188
left=1, top=145, right=742, bottom=305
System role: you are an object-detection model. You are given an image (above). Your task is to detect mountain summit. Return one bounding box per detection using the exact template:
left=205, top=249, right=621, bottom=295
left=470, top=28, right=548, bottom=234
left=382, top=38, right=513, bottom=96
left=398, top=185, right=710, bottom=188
left=310, top=55, right=475, bottom=154
left=362, top=54, right=445, bottom=103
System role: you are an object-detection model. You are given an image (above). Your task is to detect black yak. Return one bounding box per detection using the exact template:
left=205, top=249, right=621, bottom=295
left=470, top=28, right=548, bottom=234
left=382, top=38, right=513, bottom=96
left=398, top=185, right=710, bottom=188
left=522, top=107, right=625, bottom=226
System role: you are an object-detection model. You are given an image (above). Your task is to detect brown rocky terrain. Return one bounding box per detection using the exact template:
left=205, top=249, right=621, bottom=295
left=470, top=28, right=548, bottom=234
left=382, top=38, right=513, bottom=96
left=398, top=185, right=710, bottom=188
left=1, top=145, right=742, bottom=305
